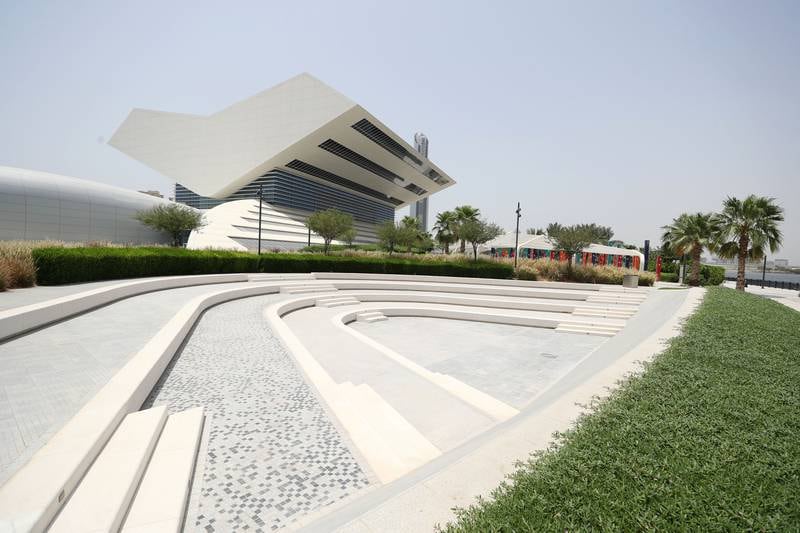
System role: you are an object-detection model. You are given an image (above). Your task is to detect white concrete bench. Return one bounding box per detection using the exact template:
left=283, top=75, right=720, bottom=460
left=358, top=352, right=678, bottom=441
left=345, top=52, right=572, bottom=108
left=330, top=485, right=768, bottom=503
left=0, top=273, right=248, bottom=341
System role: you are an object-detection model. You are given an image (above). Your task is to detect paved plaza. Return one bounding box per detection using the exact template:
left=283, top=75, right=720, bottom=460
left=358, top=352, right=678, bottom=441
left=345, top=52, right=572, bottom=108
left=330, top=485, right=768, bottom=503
left=352, top=318, right=605, bottom=409
left=0, top=274, right=696, bottom=532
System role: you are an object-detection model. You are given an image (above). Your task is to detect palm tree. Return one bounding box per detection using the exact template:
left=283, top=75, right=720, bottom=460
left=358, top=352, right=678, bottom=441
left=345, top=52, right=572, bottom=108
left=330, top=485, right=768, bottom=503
left=454, top=205, right=480, bottom=253
left=400, top=215, right=421, bottom=231
left=398, top=215, right=423, bottom=252
left=712, top=195, right=784, bottom=291
left=661, top=213, right=716, bottom=286
left=433, top=210, right=457, bottom=253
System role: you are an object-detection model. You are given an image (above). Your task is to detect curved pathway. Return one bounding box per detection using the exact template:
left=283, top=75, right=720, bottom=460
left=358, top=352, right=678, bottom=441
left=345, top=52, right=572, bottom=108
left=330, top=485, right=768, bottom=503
left=144, top=296, right=371, bottom=533
left=0, top=281, right=250, bottom=484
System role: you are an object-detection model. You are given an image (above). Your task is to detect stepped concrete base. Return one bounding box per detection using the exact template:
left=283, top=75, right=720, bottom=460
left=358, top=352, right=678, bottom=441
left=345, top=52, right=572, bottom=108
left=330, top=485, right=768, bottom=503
left=282, top=285, right=337, bottom=294
left=121, top=407, right=205, bottom=533
left=357, top=311, right=387, bottom=323
left=317, top=296, right=361, bottom=308
left=49, top=407, right=168, bottom=533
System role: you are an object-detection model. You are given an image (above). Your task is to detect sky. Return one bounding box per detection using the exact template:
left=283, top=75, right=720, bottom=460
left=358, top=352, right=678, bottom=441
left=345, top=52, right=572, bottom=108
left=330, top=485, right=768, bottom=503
left=1, top=1, right=798, bottom=261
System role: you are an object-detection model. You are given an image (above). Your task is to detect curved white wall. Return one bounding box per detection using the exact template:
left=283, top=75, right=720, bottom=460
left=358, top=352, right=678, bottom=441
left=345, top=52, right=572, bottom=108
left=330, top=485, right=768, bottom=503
left=187, top=199, right=378, bottom=251
left=0, top=166, right=172, bottom=244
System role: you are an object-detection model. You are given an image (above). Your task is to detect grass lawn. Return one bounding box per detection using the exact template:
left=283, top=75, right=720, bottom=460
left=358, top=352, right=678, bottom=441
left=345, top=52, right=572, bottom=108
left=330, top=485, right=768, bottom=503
left=442, top=287, right=800, bottom=531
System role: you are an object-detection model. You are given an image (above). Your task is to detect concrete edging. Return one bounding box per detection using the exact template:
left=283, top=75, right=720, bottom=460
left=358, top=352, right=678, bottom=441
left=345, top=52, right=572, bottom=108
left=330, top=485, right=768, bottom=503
left=313, top=272, right=650, bottom=293
left=0, top=274, right=250, bottom=342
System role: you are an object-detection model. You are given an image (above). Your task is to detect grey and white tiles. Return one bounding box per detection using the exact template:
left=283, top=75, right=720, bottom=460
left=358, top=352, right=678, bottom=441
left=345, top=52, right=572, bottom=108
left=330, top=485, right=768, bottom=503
left=144, top=295, right=370, bottom=532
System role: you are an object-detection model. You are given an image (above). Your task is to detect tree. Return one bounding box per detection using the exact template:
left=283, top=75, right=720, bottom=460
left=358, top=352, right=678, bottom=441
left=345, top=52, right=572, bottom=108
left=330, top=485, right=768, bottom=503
left=548, top=224, right=595, bottom=272
left=433, top=211, right=458, bottom=253
left=661, top=213, right=717, bottom=286
left=135, top=203, right=205, bottom=247
left=526, top=227, right=546, bottom=235
left=454, top=205, right=481, bottom=253
left=546, top=222, right=613, bottom=243
left=546, top=222, right=564, bottom=238
left=396, top=224, right=419, bottom=253
left=341, top=227, right=357, bottom=249
left=401, top=215, right=422, bottom=232
left=576, top=223, right=614, bottom=243
left=459, top=218, right=503, bottom=261
left=377, top=221, right=399, bottom=254
left=307, top=208, right=354, bottom=255
left=416, top=232, right=435, bottom=253
left=712, top=195, right=784, bottom=291
left=648, top=241, right=681, bottom=272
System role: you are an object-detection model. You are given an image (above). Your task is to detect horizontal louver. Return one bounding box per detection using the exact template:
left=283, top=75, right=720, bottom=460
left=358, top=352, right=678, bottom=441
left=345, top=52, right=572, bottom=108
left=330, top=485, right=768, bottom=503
left=351, top=119, right=450, bottom=186
left=175, top=168, right=398, bottom=224
left=318, top=139, right=405, bottom=185
left=351, top=118, right=423, bottom=166
left=404, top=183, right=427, bottom=196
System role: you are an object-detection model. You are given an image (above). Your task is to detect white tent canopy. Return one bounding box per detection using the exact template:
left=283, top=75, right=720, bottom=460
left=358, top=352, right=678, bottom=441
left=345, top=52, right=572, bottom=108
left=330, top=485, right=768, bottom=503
left=583, top=243, right=644, bottom=261
left=481, top=232, right=644, bottom=269
left=480, top=232, right=546, bottom=251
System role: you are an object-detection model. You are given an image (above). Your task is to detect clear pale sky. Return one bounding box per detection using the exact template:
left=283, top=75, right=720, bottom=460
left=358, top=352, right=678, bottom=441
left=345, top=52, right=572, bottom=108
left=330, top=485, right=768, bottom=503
left=1, top=1, right=798, bottom=261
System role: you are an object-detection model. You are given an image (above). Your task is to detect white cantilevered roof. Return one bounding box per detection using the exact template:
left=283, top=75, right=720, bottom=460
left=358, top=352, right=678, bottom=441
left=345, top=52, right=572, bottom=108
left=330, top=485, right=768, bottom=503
left=108, top=73, right=455, bottom=208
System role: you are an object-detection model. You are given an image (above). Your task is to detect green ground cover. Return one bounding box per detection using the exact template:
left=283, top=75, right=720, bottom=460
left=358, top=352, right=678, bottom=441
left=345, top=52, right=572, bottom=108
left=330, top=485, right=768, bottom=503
left=443, top=287, right=800, bottom=531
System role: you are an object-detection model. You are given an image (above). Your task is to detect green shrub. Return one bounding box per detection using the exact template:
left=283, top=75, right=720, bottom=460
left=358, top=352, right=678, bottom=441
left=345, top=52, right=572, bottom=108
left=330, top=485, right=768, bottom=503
left=31, top=247, right=514, bottom=285
left=32, top=247, right=260, bottom=285
left=300, top=243, right=380, bottom=253
left=259, top=253, right=512, bottom=278
left=647, top=257, right=679, bottom=273
left=514, top=259, right=655, bottom=286
left=659, top=272, right=679, bottom=283
left=699, top=264, right=725, bottom=286
left=517, top=266, right=537, bottom=281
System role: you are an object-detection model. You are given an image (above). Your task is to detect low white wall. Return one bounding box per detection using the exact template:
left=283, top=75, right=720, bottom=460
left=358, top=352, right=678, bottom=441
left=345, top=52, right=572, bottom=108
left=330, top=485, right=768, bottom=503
left=313, top=272, right=649, bottom=293
left=0, top=274, right=248, bottom=341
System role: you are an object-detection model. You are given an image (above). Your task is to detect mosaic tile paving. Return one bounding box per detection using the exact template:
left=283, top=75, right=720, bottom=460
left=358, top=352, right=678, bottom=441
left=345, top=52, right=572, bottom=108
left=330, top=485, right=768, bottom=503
left=144, top=296, right=370, bottom=532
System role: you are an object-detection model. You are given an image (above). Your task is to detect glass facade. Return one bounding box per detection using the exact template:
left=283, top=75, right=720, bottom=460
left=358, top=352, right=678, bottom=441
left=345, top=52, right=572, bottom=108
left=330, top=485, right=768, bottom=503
left=175, top=169, right=396, bottom=224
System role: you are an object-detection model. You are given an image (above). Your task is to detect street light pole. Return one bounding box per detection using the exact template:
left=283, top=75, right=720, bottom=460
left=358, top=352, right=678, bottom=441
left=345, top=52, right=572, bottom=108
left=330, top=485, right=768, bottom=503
left=762, top=255, right=767, bottom=288
left=257, top=184, right=263, bottom=255
left=514, top=202, right=522, bottom=270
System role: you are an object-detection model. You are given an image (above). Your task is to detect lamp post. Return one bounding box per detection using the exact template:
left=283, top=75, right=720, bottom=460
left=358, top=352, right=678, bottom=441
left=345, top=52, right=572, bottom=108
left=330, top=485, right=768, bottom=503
left=514, top=202, right=522, bottom=269
left=762, top=255, right=767, bottom=288
left=257, top=184, right=263, bottom=255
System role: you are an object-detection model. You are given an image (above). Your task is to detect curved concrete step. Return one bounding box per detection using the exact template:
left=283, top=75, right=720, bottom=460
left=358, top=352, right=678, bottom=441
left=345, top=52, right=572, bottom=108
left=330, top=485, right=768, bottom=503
left=555, top=323, right=621, bottom=337
left=573, top=308, right=635, bottom=319
left=0, top=274, right=248, bottom=342
left=356, top=311, right=387, bottom=323
left=48, top=406, right=168, bottom=533
left=121, top=407, right=205, bottom=533
left=282, top=285, right=337, bottom=294
left=316, top=296, right=361, bottom=308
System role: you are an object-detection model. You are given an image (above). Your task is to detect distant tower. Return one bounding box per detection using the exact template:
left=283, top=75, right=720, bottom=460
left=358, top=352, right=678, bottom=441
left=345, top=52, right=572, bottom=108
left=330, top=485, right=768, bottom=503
left=410, top=132, right=430, bottom=231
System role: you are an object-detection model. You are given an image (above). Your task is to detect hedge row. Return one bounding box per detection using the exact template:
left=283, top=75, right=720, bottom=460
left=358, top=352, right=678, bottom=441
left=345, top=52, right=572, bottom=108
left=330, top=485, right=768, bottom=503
left=658, top=272, right=679, bottom=282
left=699, top=264, right=725, bottom=286
left=655, top=266, right=724, bottom=285
left=31, top=247, right=514, bottom=285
